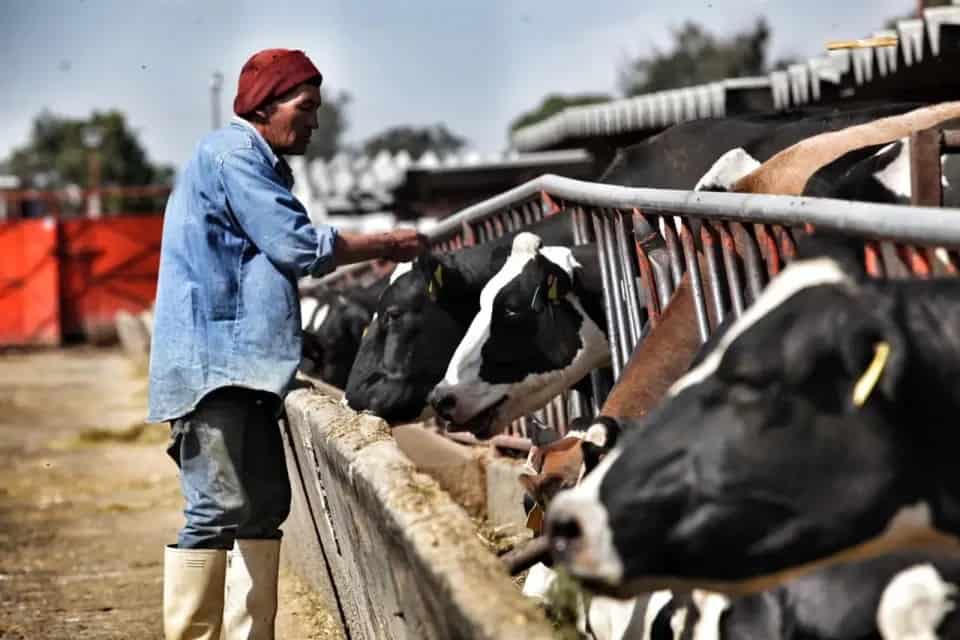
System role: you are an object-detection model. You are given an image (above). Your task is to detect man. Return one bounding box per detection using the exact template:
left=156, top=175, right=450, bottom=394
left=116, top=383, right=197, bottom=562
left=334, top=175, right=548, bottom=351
left=147, top=49, right=427, bottom=640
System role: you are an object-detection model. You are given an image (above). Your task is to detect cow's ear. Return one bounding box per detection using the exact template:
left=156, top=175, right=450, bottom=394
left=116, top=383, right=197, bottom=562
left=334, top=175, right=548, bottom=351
left=781, top=296, right=906, bottom=405
left=543, top=265, right=572, bottom=305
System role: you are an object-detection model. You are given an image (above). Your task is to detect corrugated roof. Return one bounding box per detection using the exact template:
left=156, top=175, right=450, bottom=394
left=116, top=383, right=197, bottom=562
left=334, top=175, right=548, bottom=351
left=512, top=3, right=960, bottom=151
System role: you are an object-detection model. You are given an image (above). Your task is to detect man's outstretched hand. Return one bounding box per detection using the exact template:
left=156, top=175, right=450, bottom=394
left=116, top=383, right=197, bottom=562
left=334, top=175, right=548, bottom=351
left=385, top=228, right=430, bottom=262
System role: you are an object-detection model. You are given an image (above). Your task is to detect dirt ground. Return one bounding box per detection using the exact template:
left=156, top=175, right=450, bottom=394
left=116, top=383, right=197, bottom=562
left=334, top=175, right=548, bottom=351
left=0, top=347, right=341, bottom=639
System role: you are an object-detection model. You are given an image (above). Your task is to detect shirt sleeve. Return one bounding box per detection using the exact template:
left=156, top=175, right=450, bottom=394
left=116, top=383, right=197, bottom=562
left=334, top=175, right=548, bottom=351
left=219, top=147, right=338, bottom=279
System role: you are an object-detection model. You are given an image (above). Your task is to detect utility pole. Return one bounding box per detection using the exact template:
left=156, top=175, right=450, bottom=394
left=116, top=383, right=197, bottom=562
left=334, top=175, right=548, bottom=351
left=210, top=71, right=224, bottom=130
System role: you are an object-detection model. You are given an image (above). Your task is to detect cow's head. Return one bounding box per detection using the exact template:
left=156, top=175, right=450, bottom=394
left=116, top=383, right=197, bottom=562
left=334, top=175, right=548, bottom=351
left=343, top=255, right=480, bottom=423
left=544, top=255, right=960, bottom=597
left=520, top=417, right=623, bottom=530
left=302, top=294, right=371, bottom=389
left=428, top=233, right=609, bottom=439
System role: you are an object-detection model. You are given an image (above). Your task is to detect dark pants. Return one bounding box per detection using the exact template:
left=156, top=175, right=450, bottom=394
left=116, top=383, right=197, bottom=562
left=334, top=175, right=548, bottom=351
left=168, top=386, right=291, bottom=549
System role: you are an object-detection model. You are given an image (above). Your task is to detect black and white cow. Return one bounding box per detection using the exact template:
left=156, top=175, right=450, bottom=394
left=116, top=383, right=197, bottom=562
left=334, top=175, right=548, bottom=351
left=428, top=232, right=610, bottom=438
left=804, top=133, right=960, bottom=206
left=546, top=248, right=960, bottom=597
left=299, top=276, right=388, bottom=389
left=600, top=102, right=923, bottom=190
left=343, top=212, right=575, bottom=423
left=630, top=551, right=960, bottom=639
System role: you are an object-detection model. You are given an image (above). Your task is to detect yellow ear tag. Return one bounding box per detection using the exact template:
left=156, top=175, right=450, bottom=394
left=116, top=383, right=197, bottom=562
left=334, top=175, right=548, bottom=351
left=362, top=325, right=369, bottom=337
left=547, top=275, right=559, bottom=302
left=427, top=280, right=437, bottom=301
left=852, top=342, right=891, bottom=408
left=433, top=264, right=443, bottom=288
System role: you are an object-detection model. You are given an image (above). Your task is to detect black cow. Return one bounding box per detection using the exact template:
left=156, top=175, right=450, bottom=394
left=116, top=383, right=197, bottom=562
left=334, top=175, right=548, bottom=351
left=546, top=248, right=960, bottom=597
left=300, top=275, right=389, bottom=389
left=428, top=232, right=609, bottom=438
left=343, top=212, right=575, bottom=423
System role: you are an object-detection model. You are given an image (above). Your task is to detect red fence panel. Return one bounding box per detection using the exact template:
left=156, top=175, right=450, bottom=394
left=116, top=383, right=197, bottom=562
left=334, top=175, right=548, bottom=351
left=59, top=214, right=162, bottom=341
left=0, top=218, right=61, bottom=346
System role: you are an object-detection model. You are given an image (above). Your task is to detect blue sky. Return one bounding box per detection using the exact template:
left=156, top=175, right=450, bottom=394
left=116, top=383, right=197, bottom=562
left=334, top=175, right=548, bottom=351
left=1, top=0, right=914, bottom=169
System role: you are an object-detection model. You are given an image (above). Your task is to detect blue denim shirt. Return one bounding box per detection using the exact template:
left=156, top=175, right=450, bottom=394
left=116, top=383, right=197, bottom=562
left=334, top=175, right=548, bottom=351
left=147, top=117, right=338, bottom=422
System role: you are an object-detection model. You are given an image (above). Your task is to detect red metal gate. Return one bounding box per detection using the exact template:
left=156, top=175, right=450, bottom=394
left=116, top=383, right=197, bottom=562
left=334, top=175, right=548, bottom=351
left=0, top=218, right=61, bottom=346
left=0, top=214, right=162, bottom=346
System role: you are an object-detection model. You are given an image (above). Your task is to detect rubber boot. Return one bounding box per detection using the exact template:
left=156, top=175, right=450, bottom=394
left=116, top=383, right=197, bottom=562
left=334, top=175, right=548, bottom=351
left=222, top=539, right=281, bottom=640
left=163, top=545, right=226, bottom=640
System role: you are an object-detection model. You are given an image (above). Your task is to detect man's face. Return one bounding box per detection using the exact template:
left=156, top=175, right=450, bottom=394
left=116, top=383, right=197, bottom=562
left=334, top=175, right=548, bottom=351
left=258, top=83, right=321, bottom=155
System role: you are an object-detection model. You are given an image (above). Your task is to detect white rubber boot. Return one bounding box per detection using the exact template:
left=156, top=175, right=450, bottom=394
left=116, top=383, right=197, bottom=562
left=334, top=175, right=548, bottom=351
left=163, top=545, right=226, bottom=640
left=222, top=538, right=281, bottom=640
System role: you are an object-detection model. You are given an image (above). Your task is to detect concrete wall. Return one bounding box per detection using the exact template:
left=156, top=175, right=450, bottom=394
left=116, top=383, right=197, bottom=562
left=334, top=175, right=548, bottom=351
left=281, top=387, right=556, bottom=640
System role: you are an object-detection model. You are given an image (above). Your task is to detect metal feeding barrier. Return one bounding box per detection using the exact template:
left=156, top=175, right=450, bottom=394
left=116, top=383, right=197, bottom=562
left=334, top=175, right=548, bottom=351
left=316, top=127, right=960, bottom=443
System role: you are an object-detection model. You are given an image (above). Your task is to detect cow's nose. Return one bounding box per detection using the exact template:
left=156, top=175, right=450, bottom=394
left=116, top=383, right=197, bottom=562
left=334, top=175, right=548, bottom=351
left=428, top=388, right=457, bottom=421
left=545, top=512, right=584, bottom=563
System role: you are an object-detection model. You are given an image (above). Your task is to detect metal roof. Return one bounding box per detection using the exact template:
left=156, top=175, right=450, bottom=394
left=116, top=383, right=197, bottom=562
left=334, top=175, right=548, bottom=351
left=511, top=3, right=960, bottom=151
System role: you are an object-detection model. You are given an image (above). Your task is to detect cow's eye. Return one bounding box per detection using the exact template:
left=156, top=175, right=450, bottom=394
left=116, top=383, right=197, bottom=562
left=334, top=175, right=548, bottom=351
left=503, top=305, right=525, bottom=320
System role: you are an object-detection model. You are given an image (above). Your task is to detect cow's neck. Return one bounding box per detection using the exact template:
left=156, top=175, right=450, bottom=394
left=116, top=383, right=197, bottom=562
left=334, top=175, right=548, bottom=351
left=570, top=244, right=608, bottom=332
left=887, top=279, right=960, bottom=533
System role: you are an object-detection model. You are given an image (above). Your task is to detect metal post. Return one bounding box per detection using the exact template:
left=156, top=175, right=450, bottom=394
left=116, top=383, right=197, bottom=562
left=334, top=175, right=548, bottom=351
left=210, top=71, right=224, bottom=130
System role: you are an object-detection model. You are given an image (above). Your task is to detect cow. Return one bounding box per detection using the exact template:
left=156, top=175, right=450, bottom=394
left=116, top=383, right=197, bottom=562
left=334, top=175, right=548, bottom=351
left=632, top=551, right=960, bottom=639
left=601, top=103, right=924, bottom=190
left=545, top=245, right=960, bottom=598
left=728, top=102, right=960, bottom=196
left=428, top=232, right=610, bottom=438
left=299, top=275, right=389, bottom=389
left=343, top=212, right=575, bottom=423
left=803, top=132, right=960, bottom=206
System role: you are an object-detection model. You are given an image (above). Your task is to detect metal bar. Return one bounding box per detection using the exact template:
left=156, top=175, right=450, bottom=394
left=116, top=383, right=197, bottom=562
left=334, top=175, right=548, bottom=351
left=911, top=128, right=944, bottom=207
left=864, top=241, right=886, bottom=278
left=554, top=395, right=568, bottom=434
left=613, top=211, right=644, bottom=349
left=773, top=225, right=797, bottom=263
left=699, top=223, right=727, bottom=327
left=427, top=175, right=960, bottom=250
left=677, top=217, right=711, bottom=343
left=591, top=211, right=625, bottom=378
left=714, top=222, right=745, bottom=318
left=603, top=211, right=634, bottom=365
left=633, top=210, right=663, bottom=326
left=730, top=222, right=765, bottom=302
left=755, top=223, right=782, bottom=278
left=897, top=244, right=932, bottom=277
left=659, top=216, right=686, bottom=286
left=649, top=248, right=676, bottom=311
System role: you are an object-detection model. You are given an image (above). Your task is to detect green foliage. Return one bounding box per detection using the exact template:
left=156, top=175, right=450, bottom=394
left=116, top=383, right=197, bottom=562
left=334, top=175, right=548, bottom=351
left=363, top=123, right=467, bottom=159
left=305, top=90, right=351, bottom=161
left=619, top=18, right=771, bottom=96
left=7, top=110, right=173, bottom=190
left=509, top=93, right=612, bottom=133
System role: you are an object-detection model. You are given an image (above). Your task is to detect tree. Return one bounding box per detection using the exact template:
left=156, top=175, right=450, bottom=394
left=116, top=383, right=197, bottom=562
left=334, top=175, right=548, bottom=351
left=363, top=124, right=467, bottom=159
left=619, top=18, right=771, bottom=97
left=509, top=93, right=613, bottom=134
left=304, top=90, right=351, bottom=161
left=7, top=110, right=173, bottom=190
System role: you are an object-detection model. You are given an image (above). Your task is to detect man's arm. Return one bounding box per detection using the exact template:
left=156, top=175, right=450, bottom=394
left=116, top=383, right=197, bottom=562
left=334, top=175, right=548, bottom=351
left=334, top=230, right=429, bottom=266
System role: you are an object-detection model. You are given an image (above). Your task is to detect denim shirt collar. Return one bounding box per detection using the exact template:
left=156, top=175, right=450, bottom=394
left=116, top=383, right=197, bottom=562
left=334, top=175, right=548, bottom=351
left=230, top=116, right=294, bottom=188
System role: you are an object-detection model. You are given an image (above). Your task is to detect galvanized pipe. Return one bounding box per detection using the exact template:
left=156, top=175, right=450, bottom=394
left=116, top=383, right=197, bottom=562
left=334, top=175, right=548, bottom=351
left=714, top=222, right=745, bottom=317
left=660, top=216, right=686, bottom=287
left=730, top=222, right=765, bottom=302
left=591, top=211, right=625, bottom=378
left=613, top=211, right=644, bottom=347
left=677, top=217, right=711, bottom=343
left=699, top=223, right=727, bottom=327
left=603, top=211, right=636, bottom=362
